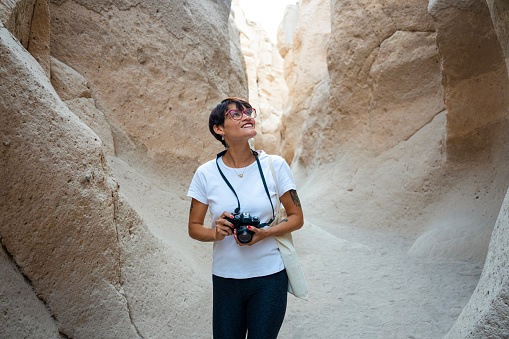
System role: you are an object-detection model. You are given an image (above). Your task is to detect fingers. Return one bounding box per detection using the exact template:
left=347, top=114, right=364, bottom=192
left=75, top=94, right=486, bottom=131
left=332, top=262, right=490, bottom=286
left=215, top=227, right=231, bottom=240
left=233, top=229, right=245, bottom=246
left=219, top=211, right=233, bottom=220
left=215, top=224, right=232, bottom=237
left=234, top=226, right=263, bottom=246
left=215, top=212, right=234, bottom=240
left=247, top=226, right=259, bottom=233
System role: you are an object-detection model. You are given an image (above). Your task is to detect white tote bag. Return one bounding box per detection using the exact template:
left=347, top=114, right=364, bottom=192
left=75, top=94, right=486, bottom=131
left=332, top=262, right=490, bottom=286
left=268, top=157, right=309, bottom=300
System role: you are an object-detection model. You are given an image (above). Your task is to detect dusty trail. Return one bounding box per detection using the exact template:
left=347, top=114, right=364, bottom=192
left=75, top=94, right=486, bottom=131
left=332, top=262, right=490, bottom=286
left=281, top=220, right=482, bottom=339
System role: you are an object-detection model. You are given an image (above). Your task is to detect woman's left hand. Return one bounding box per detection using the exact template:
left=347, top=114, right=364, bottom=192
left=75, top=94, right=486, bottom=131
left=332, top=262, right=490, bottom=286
left=234, top=226, right=267, bottom=246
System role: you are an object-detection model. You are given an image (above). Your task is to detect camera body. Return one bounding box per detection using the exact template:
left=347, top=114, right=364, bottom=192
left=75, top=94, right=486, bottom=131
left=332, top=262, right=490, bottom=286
left=224, top=212, right=261, bottom=244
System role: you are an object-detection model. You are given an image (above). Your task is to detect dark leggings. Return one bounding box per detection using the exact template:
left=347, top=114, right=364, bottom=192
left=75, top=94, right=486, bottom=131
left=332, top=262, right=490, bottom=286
left=213, top=270, right=288, bottom=339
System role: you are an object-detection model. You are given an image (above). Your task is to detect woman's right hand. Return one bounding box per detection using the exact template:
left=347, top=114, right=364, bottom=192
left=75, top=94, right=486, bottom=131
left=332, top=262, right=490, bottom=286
left=214, top=211, right=234, bottom=241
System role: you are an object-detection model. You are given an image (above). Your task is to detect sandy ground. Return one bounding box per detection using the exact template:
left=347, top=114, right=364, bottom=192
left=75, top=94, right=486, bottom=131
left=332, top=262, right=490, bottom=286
left=281, top=222, right=481, bottom=338
left=110, top=156, right=482, bottom=339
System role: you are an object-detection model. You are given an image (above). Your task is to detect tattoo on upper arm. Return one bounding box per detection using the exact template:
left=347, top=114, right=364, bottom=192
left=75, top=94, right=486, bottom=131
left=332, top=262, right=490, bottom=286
left=190, top=200, right=194, bottom=213
left=289, top=190, right=301, bottom=207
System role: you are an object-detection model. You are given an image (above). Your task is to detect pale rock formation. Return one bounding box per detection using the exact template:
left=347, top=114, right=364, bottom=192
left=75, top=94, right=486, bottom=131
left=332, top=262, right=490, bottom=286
left=444, top=187, right=509, bottom=338
left=49, top=56, right=91, bottom=101
left=0, top=0, right=36, bottom=48
left=277, top=0, right=331, bottom=162
left=486, top=0, right=509, bottom=68
left=28, top=0, right=51, bottom=77
left=281, top=0, right=509, bottom=335
left=49, top=0, right=248, bottom=181
left=231, top=0, right=288, bottom=155
left=286, top=0, right=448, bottom=238
left=1, top=17, right=212, bottom=339
left=3, top=0, right=509, bottom=336
left=1, top=0, right=245, bottom=337
left=0, top=245, right=60, bottom=338
left=428, top=0, right=509, bottom=336
left=323, top=0, right=436, bottom=157
left=407, top=0, right=509, bottom=262
left=1, top=26, right=138, bottom=337
left=429, top=0, right=509, bottom=162
left=50, top=56, right=115, bottom=155
left=284, top=0, right=509, bottom=262
left=1, top=0, right=51, bottom=76
left=277, top=3, right=298, bottom=60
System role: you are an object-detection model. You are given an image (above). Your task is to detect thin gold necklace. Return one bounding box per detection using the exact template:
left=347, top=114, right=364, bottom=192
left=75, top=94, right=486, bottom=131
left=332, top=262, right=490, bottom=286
left=225, top=155, right=251, bottom=178
left=232, top=167, right=247, bottom=178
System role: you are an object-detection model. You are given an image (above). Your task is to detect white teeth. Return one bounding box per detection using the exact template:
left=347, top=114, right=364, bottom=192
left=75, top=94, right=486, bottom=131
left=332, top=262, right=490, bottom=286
left=243, top=124, right=253, bottom=128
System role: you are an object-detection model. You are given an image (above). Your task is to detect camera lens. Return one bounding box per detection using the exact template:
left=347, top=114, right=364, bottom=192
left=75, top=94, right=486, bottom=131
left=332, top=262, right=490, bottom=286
left=237, top=229, right=252, bottom=244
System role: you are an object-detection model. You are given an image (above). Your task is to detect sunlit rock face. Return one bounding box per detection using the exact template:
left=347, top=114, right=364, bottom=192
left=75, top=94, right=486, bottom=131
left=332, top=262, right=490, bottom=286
left=323, top=0, right=437, bottom=156
left=277, top=0, right=331, bottom=162
left=231, top=0, right=288, bottom=155
left=49, top=0, right=247, bottom=181
left=1, top=0, right=245, bottom=337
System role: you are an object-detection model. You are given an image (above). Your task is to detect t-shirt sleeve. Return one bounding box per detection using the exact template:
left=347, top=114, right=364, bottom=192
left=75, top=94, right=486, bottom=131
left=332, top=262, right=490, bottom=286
left=274, top=156, right=297, bottom=196
left=187, top=167, right=208, bottom=205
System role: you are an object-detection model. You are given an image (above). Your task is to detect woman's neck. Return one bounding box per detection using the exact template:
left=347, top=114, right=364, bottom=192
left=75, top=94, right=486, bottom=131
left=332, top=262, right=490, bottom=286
left=224, top=143, right=255, bottom=168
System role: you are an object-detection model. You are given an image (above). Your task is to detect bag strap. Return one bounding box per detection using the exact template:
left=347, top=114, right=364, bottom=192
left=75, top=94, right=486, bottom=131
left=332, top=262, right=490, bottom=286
left=254, top=152, right=275, bottom=220
left=268, top=156, right=281, bottom=224
left=216, top=149, right=275, bottom=225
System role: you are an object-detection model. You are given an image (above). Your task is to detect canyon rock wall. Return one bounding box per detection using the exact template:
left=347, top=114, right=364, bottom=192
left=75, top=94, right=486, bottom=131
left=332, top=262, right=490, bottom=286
left=49, top=0, right=247, bottom=182
left=231, top=0, right=288, bottom=155
left=279, top=0, right=509, bottom=336
left=438, top=0, right=509, bottom=336
left=277, top=0, right=331, bottom=162
left=0, top=0, right=245, bottom=337
left=282, top=0, right=509, bottom=262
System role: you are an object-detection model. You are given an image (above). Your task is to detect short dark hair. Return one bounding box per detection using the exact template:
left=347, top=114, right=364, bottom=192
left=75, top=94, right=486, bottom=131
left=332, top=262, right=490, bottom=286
left=209, top=97, right=252, bottom=147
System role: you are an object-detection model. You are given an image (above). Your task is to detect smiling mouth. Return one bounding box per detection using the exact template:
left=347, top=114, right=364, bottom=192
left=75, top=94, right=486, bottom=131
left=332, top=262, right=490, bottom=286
left=242, top=123, right=254, bottom=128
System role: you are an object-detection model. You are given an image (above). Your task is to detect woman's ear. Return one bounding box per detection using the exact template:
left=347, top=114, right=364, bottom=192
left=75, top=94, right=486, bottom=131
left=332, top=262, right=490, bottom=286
left=213, top=125, right=224, bottom=137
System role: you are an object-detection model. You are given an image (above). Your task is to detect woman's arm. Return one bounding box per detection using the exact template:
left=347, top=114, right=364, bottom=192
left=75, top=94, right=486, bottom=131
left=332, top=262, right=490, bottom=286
left=263, top=189, right=304, bottom=236
left=188, top=198, right=233, bottom=242
left=236, top=189, right=303, bottom=245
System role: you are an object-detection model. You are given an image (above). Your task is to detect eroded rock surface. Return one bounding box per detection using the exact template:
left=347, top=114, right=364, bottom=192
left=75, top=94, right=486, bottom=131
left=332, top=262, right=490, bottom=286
left=1, top=0, right=241, bottom=337
left=278, top=0, right=509, bottom=337
left=49, top=0, right=247, bottom=181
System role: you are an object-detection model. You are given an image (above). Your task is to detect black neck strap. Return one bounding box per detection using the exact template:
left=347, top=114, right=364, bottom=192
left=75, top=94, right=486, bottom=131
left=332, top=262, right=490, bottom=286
left=216, top=149, right=275, bottom=225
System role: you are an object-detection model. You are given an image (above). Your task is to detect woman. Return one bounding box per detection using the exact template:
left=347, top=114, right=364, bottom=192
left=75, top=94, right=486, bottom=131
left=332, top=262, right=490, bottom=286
left=187, top=97, right=304, bottom=338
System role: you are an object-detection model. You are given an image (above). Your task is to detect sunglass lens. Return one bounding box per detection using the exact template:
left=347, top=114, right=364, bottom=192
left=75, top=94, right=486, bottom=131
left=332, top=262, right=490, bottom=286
left=246, top=108, right=255, bottom=117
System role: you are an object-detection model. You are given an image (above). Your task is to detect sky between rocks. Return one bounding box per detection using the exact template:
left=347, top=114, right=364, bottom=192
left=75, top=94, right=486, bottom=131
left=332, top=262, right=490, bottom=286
left=237, top=0, right=298, bottom=43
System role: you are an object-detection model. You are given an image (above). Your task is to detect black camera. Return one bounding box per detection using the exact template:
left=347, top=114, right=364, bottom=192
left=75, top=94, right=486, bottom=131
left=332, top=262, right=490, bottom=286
left=224, top=212, right=261, bottom=244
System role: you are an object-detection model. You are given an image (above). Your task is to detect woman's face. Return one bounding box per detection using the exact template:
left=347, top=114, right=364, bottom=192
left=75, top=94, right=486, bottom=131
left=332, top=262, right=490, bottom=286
left=217, top=103, right=257, bottom=144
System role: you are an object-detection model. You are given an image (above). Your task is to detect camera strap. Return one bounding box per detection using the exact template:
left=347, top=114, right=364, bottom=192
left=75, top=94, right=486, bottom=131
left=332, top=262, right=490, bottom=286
left=216, top=149, right=275, bottom=226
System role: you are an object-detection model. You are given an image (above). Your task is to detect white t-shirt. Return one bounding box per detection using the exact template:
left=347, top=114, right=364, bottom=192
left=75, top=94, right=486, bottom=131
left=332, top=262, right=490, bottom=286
left=187, top=151, right=296, bottom=279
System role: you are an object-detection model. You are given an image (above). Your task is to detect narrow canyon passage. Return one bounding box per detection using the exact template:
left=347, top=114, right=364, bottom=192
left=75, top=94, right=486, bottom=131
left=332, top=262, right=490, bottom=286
left=111, top=156, right=482, bottom=338
left=2, top=0, right=508, bottom=336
